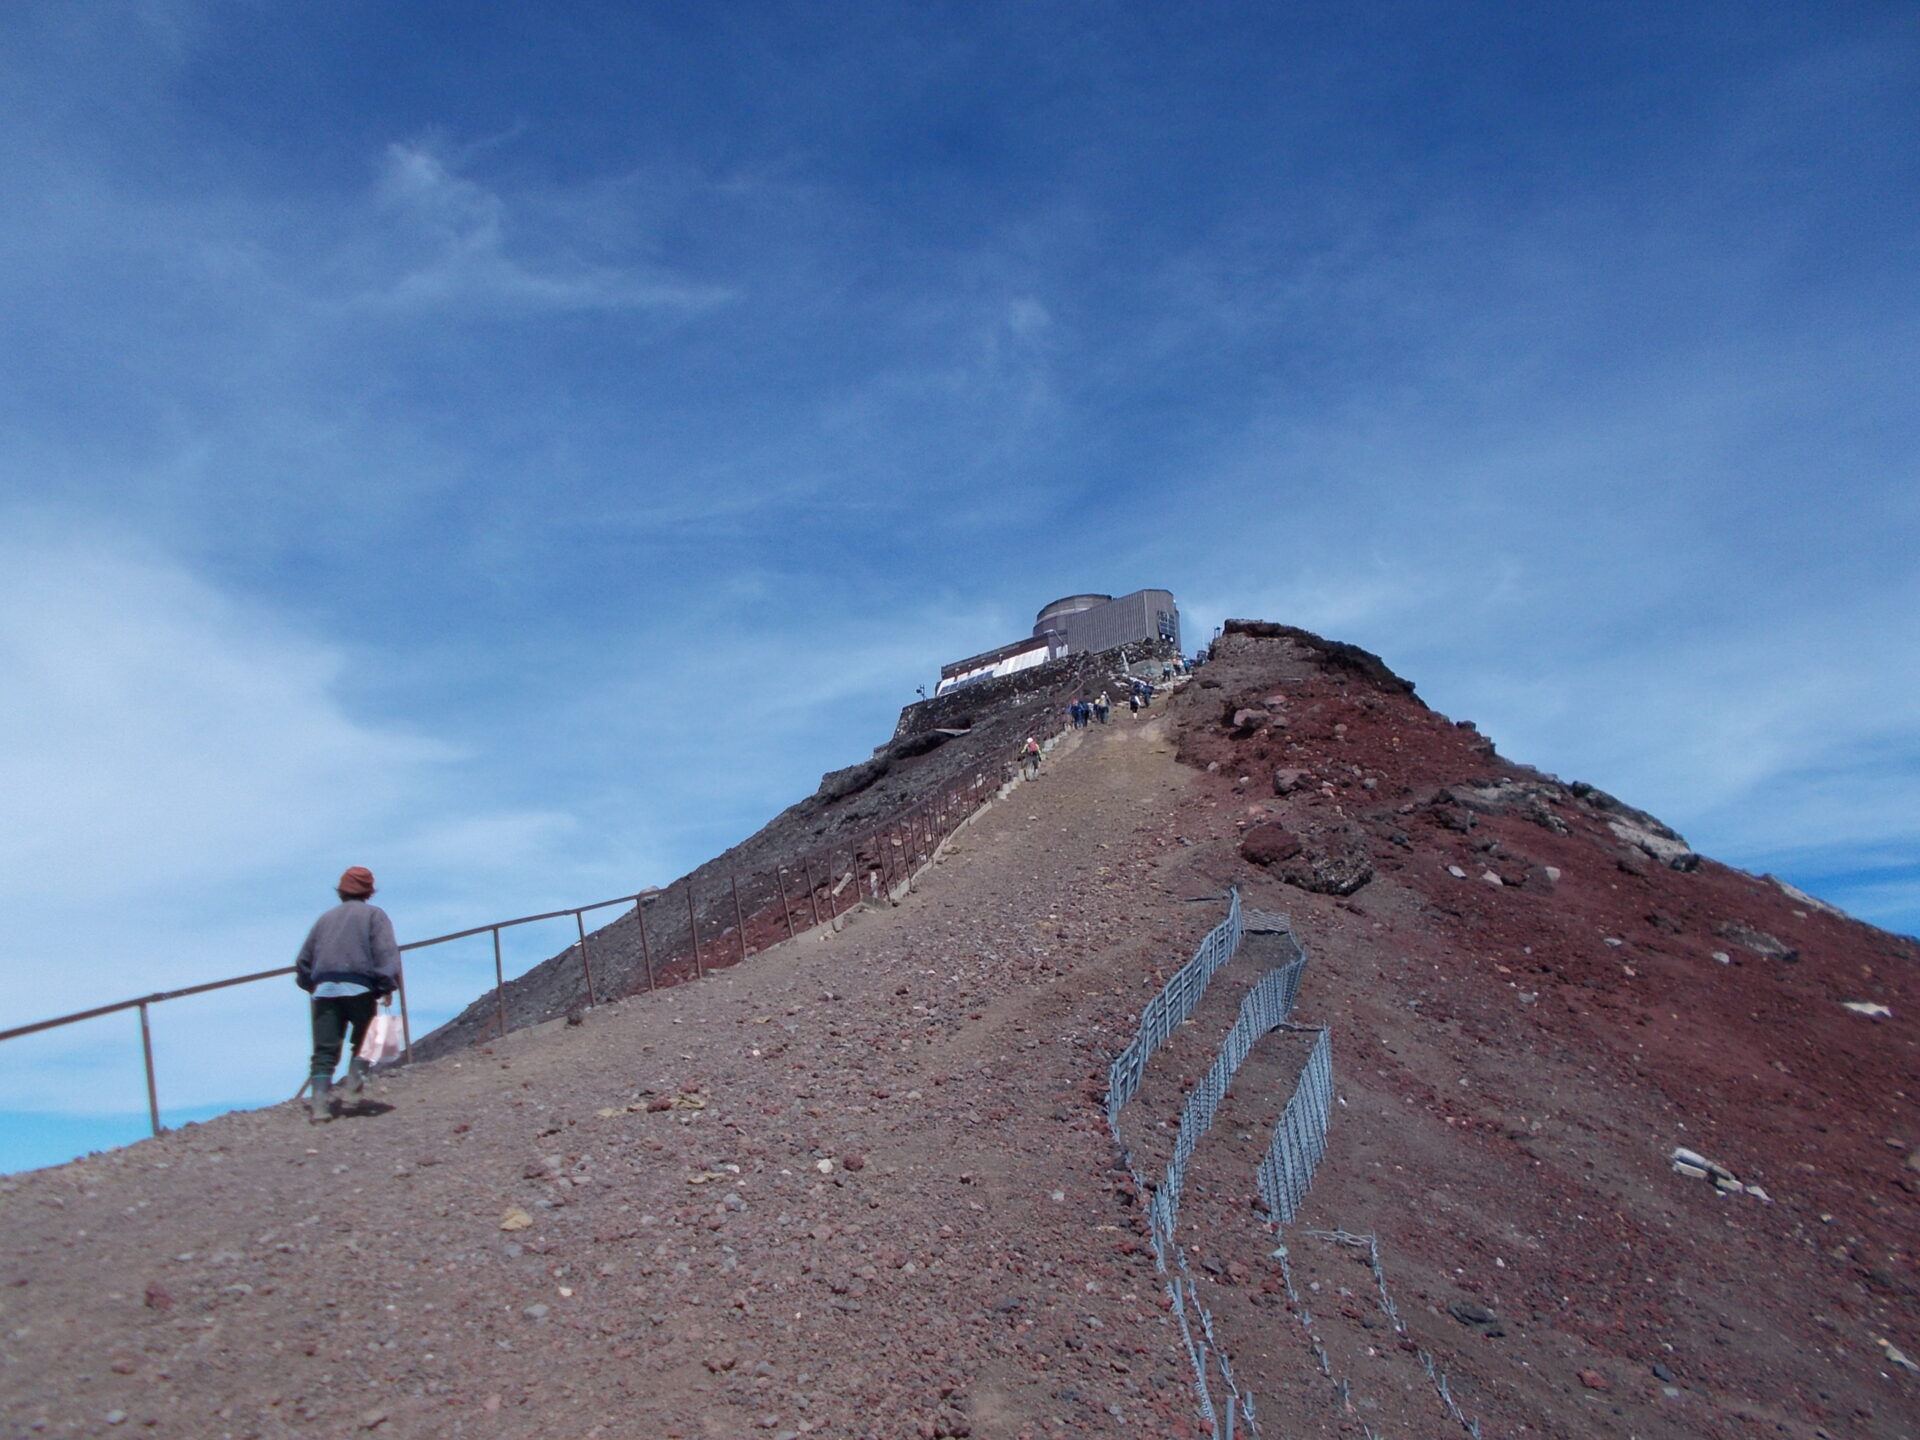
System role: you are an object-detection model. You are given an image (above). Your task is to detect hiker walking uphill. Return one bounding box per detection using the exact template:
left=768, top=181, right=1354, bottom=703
left=1021, top=735, right=1042, bottom=781
left=295, top=866, right=403, bottom=1123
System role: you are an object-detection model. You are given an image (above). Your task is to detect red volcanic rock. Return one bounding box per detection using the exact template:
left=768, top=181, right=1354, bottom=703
left=1240, top=822, right=1302, bottom=866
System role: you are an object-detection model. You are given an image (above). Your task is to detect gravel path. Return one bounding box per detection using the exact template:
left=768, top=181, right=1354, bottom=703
left=2, top=717, right=1225, bottom=1440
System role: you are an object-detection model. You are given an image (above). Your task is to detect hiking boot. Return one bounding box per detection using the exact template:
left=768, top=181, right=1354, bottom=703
left=307, top=1076, right=333, bottom=1123
left=343, top=1056, right=370, bottom=1099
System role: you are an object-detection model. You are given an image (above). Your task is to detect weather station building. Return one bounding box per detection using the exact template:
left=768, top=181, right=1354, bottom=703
left=934, top=589, right=1180, bottom=696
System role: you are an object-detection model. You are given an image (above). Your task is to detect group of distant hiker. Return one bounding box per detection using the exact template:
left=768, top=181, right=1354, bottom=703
left=1060, top=675, right=1165, bottom=730
left=1066, top=693, right=1112, bottom=728
left=1022, top=669, right=1188, bottom=781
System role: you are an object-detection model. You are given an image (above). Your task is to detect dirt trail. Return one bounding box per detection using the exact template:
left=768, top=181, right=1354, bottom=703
left=1, top=716, right=1225, bottom=1440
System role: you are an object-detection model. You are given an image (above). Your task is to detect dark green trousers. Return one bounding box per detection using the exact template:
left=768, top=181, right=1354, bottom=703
left=309, top=993, right=378, bottom=1081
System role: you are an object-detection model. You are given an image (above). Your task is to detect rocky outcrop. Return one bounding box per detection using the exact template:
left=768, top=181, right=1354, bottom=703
left=1218, top=619, right=1417, bottom=697
left=1716, top=921, right=1800, bottom=963
left=1241, top=816, right=1374, bottom=895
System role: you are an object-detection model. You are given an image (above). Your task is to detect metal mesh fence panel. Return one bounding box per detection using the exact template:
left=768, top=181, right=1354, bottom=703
left=1105, top=892, right=1317, bottom=1438
left=1256, top=1026, right=1333, bottom=1224
left=1155, top=955, right=1306, bottom=1229
left=1105, top=889, right=1243, bottom=1129
left=1101, top=886, right=1487, bottom=1436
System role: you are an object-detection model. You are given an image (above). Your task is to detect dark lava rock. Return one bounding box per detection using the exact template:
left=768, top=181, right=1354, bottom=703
left=1717, top=921, right=1799, bottom=963
left=1259, top=818, right=1374, bottom=896
left=1447, top=1300, right=1507, bottom=1337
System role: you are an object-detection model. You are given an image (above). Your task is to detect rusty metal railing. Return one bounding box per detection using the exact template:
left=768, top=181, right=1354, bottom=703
left=0, top=890, right=658, bottom=1139
left=0, top=726, right=1051, bottom=1144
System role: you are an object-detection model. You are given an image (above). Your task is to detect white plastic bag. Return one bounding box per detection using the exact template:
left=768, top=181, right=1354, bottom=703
left=357, top=1012, right=404, bottom=1065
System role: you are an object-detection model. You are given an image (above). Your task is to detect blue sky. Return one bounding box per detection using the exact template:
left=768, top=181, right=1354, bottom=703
left=3, top=2, right=1915, bottom=1169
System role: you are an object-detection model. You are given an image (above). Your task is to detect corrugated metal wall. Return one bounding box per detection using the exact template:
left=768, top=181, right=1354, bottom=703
left=1063, top=588, right=1180, bottom=655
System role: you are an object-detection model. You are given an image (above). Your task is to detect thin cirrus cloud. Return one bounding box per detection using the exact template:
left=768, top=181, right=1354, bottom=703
left=354, top=141, right=736, bottom=316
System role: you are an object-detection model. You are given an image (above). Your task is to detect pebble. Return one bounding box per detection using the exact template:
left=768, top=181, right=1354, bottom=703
left=522, top=1304, right=550, bottom=1321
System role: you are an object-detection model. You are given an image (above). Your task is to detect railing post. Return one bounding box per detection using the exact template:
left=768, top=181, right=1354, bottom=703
left=492, top=926, right=507, bottom=1039
left=636, top=897, right=655, bottom=991
left=686, top=880, right=703, bottom=980
left=137, top=1002, right=162, bottom=1138
left=730, top=874, right=747, bottom=962
left=396, top=972, right=412, bottom=1060
left=803, top=856, right=822, bottom=928
left=575, top=910, right=597, bottom=1006
left=776, top=868, right=796, bottom=941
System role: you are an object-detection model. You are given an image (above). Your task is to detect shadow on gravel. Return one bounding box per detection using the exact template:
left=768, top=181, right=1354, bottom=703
left=327, top=1100, right=395, bottom=1121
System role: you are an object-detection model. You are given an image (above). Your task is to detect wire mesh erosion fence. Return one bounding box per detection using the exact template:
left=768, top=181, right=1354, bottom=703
left=0, top=727, right=1054, bottom=1143
left=1105, top=892, right=1309, bottom=1437
left=1105, top=893, right=1486, bottom=1440
left=1291, top=1230, right=1486, bottom=1439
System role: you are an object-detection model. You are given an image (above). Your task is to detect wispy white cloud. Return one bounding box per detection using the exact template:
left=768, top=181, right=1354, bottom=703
left=0, top=515, right=644, bottom=1019
left=0, top=516, right=450, bottom=903
left=354, top=141, right=736, bottom=315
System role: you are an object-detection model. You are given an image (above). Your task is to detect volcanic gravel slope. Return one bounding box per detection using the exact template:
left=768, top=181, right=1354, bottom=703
left=412, top=640, right=1177, bottom=1060
left=2, top=623, right=1917, bottom=1440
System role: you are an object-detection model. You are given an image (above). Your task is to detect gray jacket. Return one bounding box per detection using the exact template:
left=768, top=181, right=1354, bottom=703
left=295, top=900, right=403, bottom=996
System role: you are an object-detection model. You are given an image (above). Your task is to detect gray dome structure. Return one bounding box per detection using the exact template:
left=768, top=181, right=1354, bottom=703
left=1032, top=593, right=1113, bottom=638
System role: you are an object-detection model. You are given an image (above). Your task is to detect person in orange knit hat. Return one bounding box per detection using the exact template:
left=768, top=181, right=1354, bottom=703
left=294, top=866, right=403, bottom=1122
